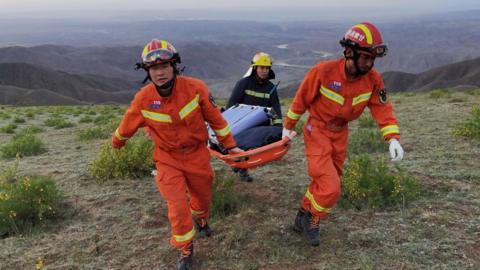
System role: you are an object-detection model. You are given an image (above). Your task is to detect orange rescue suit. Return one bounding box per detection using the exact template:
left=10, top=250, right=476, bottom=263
left=284, top=58, right=400, bottom=218
left=113, top=76, right=236, bottom=248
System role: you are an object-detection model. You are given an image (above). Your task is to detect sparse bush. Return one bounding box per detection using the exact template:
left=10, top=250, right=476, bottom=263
left=89, top=134, right=154, bottom=181
left=78, top=115, right=93, bottom=123
left=453, top=105, right=480, bottom=140
left=93, top=114, right=119, bottom=125
left=21, top=126, right=44, bottom=134
left=348, top=129, right=387, bottom=156
left=340, top=155, right=422, bottom=210
left=0, top=111, right=11, bottom=120
left=0, top=164, right=64, bottom=237
left=13, top=117, right=26, bottom=124
left=466, top=88, right=480, bottom=96
left=1, top=134, right=46, bottom=158
left=77, top=127, right=110, bottom=141
left=358, top=114, right=376, bottom=128
left=429, top=88, right=452, bottom=99
left=44, top=117, right=75, bottom=129
left=0, top=123, right=17, bottom=134
left=25, top=112, right=35, bottom=119
left=210, top=169, right=241, bottom=218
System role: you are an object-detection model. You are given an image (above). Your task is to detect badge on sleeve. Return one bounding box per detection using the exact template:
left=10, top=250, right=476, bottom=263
left=209, top=94, right=218, bottom=107
left=379, top=89, right=388, bottom=104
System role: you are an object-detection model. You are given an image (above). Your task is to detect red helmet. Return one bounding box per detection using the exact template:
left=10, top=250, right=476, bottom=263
left=339, top=22, right=387, bottom=57
left=139, top=39, right=181, bottom=69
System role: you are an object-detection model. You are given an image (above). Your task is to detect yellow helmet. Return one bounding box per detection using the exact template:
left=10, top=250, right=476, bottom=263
left=251, top=52, right=273, bottom=67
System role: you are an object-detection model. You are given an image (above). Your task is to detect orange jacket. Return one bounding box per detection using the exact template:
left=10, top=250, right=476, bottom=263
left=284, top=58, right=400, bottom=140
left=114, top=76, right=236, bottom=157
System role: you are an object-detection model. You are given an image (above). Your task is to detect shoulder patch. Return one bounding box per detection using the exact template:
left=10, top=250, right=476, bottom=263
left=379, top=89, right=388, bottom=104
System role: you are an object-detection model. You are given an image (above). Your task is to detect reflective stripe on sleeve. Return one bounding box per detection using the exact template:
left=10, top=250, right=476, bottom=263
left=115, top=128, right=129, bottom=141
left=287, top=109, right=301, bottom=121
left=381, top=124, right=400, bottom=137
left=214, top=125, right=231, bottom=137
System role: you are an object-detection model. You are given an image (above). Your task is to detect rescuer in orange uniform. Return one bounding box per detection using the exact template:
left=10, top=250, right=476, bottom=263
left=111, top=39, right=242, bottom=270
left=282, top=22, right=404, bottom=246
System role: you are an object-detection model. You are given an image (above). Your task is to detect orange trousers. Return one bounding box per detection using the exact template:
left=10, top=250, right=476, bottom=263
left=301, top=122, right=348, bottom=218
left=154, top=145, right=213, bottom=249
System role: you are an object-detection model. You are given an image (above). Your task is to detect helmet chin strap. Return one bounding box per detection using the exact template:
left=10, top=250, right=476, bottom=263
left=344, top=49, right=373, bottom=77
left=154, top=76, right=176, bottom=97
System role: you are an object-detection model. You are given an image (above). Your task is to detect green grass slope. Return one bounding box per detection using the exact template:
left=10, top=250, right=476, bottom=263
left=0, top=91, right=479, bottom=269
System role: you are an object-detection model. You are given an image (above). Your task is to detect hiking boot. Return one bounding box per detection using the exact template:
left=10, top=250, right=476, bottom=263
left=238, top=169, right=253, bottom=182
left=176, top=242, right=193, bottom=270
left=293, top=208, right=307, bottom=233
left=193, top=217, right=213, bottom=237
left=296, top=210, right=320, bottom=246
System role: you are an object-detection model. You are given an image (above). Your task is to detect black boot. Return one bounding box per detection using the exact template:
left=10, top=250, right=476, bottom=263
left=295, top=210, right=320, bottom=246
left=238, top=169, right=253, bottom=182
left=193, top=217, right=213, bottom=237
left=293, top=208, right=306, bottom=233
left=176, top=242, right=193, bottom=270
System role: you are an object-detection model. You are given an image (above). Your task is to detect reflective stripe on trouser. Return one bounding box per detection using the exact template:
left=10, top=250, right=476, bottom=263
left=154, top=146, right=214, bottom=248
left=301, top=122, right=348, bottom=218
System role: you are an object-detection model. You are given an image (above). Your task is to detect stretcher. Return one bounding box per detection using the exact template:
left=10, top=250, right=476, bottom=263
left=208, top=104, right=295, bottom=169
left=208, top=134, right=295, bottom=169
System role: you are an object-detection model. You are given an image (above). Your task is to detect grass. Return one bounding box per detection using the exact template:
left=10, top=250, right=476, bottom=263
left=88, top=134, right=154, bottom=181
left=453, top=105, right=480, bottom=140
left=0, top=95, right=479, bottom=269
left=0, top=123, right=17, bottom=134
left=0, top=133, right=46, bottom=159
left=44, top=116, right=75, bottom=129
left=0, top=163, right=65, bottom=237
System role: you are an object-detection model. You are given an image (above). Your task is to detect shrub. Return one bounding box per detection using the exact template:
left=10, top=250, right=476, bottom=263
left=429, top=88, right=452, bottom=99
left=358, top=114, right=376, bottom=128
left=0, top=111, right=11, bottom=120
left=466, top=88, right=480, bottom=96
left=340, top=155, right=422, bottom=210
left=13, top=117, right=26, bottom=124
left=93, top=113, right=119, bottom=125
left=89, top=134, right=154, bottom=181
left=210, top=169, right=241, bottom=218
left=25, top=112, right=35, bottom=119
left=348, top=129, right=387, bottom=156
left=78, top=115, right=93, bottom=123
left=0, top=164, right=64, bottom=237
left=44, top=117, right=75, bottom=129
left=77, top=127, right=110, bottom=141
left=21, top=126, right=44, bottom=134
left=453, top=105, right=480, bottom=140
left=0, top=123, right=17, bottom=134
left=1, top=134, right=46, bottom=158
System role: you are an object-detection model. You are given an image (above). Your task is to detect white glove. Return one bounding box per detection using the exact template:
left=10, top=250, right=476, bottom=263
left=282, top=128, right=294, bottom=140
left=389, top=139, right=404, bottom=162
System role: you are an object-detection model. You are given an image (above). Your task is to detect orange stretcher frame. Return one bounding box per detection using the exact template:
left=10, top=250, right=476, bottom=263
left=208, top=133, right=296, bottom=170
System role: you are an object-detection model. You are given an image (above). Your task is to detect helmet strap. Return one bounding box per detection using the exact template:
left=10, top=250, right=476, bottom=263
left=155, top=75, right=176, bottom=97
left=344, top=48, right=373, bottom=77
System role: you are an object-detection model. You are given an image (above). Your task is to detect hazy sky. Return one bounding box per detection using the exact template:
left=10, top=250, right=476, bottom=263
left=1, top=0, right=479, bottom=13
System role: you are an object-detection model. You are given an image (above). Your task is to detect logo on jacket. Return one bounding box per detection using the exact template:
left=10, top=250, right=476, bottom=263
left=149, top=100, right=162, bottom=109
left=328, top=81, right=342, bottom=91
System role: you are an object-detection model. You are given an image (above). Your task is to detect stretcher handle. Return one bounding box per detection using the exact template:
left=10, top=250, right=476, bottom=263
left=217, top=131, right=297, bottom=160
